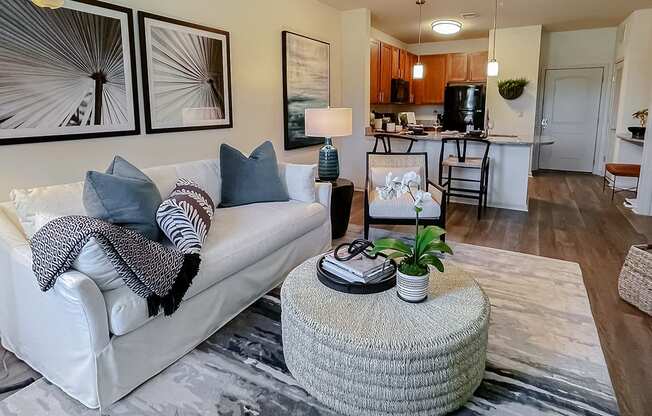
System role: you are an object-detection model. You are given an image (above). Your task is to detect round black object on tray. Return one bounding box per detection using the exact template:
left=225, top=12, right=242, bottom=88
left=316, top=256, right=397, bottom=295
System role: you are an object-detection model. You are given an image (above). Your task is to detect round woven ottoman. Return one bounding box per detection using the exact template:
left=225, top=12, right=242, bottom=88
left=281, top=257, right=490, bottom=416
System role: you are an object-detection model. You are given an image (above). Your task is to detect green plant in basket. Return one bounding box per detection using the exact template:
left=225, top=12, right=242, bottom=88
left=370, top=172, right=453, bottom=277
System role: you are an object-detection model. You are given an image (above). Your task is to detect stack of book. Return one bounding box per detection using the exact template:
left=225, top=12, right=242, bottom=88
left=322, top=253, right=394, bottom=284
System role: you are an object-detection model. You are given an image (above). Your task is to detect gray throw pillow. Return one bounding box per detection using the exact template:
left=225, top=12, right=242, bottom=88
left=219, top=141, right=289, bottom=208
left=83, top=156, right=163, bottom=241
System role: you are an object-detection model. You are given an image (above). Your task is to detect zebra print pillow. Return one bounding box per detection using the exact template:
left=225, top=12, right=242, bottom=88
left=156, top=179, right=215, bottom=254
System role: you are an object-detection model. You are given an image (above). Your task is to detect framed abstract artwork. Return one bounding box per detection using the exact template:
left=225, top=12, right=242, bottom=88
left=0, top=0, right=139, bottom=145
left=139, top=12, right=233, bottom=134
left=282, top=31, right=330, bottom=150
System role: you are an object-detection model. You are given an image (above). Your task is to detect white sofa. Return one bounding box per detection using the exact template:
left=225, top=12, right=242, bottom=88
left=0, top=159, right=332, bottom=410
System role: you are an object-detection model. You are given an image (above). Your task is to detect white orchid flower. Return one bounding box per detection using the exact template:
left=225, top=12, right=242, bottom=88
left=414, top=190, right=432, bottom=210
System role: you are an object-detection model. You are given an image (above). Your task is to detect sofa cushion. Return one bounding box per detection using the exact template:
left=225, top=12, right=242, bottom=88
left=103, top=200, right=328, bottom=336
left=219, top=141, right=289, bottom=207
left=157, top=179, right=215, bottom=254
left=83, top=156, right=163, bottom=241
left=279, top=163, right=317, bottom=203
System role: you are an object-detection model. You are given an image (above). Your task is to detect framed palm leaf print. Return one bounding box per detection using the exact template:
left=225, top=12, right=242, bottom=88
left=139, top=12, right=233, bottom=134
left=0, top=0, right=139, bottom=145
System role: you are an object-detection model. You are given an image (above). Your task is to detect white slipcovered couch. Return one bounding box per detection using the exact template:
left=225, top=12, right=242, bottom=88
left=0, top=159, right=332, bottom=409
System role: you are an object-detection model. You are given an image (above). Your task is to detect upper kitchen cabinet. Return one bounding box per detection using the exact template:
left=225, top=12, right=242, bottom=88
left=447, top=53, right=469, bottom=82
left=400, top=49, right=409, bottom=79
left=370, top=39, right=380, bottom=104
left=447, top=52, right=488, bottom=83
left=391, top=46, right=401, bottom=79
left=417, top=54, right=447, bottom=104
left=468, top=51, right=489, bottom=82
left=379, top=42, right=393, bottom=104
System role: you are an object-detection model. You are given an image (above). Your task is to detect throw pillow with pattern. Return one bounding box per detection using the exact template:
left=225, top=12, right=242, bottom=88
left=156, top=179, right=215, bottom=254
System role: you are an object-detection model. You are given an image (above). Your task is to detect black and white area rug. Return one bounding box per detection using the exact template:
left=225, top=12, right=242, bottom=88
left=0, top=243, right=619, bottom=415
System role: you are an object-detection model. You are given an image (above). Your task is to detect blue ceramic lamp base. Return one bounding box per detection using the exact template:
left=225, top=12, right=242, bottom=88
left=318, top=137, right=339, bottom=182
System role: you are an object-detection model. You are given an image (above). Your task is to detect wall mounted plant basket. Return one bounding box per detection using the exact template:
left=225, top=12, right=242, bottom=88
left=498, top=78, right=529, bottom=101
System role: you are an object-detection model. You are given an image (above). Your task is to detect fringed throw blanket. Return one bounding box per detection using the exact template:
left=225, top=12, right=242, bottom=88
left=31, top=216, right=200, bottom=317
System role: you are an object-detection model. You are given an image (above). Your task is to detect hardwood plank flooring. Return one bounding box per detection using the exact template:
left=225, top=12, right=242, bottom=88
left=346, top=171, right=652, bottom=416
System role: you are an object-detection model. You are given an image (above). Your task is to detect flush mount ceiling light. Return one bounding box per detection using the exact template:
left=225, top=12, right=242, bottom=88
left=31, top=0, right=64, bottom=8
left=431, top=20, right=462, bottom=35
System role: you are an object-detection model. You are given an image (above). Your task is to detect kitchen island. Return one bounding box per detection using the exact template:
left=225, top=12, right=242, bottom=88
left=368, top=131, right=533, bottom=211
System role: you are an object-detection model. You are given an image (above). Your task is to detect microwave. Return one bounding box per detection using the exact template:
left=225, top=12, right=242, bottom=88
left=391, top=79, right=410, bottom=104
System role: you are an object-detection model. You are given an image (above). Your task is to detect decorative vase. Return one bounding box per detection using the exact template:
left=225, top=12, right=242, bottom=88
left=396, top=270, right=430, bottom=303
left=318, top=138, right=339, bottom=182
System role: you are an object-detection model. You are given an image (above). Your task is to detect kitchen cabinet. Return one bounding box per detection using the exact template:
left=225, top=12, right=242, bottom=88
left=420, top=54, right=447, bottom=104
left=400, top=49, right=409, bottom=79
left=407, top=52, right=417, bottom=103
left=391, top=46, right=401, bottom=79
left=468, top=51, right=489, bottom=82
left=447, top=53, right=469, bottom=82
left=370, top=40, right=380, bottom=104
left=379, top=42, right=393, bottom=103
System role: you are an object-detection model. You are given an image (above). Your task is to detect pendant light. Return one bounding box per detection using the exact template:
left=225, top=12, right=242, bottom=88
left=31, top=0, right=64, bottom=8
left=413, top=0, right=426, bottom=80
left=487, top=0, right=499, bottom=77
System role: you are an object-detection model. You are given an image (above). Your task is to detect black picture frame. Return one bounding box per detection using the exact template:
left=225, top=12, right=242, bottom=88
left=282, top=31, right=331, bottom=150
left=139, top=12, right=233, bottom=135
left=0, top=0, right=140, bottom=146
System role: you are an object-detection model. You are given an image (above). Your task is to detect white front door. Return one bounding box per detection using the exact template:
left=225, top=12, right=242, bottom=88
left=539, top=68, right=604, bottom=172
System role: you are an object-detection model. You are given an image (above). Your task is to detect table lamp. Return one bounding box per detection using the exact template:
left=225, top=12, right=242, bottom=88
left=305, top=107, right=352, bottom=182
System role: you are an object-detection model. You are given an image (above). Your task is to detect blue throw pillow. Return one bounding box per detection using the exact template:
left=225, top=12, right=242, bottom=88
left=219, top=141, right=289, bottom=208
left=83, top=156, right=163, bottom=241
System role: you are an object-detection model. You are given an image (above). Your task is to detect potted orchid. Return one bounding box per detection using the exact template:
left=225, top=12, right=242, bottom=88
left=371, top=172, right=452, bottom=303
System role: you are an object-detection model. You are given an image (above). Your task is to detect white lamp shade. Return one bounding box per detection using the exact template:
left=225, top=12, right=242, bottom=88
left=305, top=108, right=352, bottom=137
left=31, top=0, right=65, bottom=8
left=487, top=59, right=499, bottom=77
left=413, top=63, right=424, bottom=80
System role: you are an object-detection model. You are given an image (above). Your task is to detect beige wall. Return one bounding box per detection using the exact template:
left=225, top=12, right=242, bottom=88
left=0, top=0, right=343, bottom=198
left=371, top=27, right=408, bottom=50
left=487, top=25, right=543, bottom=139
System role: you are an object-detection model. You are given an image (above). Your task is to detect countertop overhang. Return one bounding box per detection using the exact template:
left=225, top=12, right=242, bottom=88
left=367, top=130, right=534, bottom=146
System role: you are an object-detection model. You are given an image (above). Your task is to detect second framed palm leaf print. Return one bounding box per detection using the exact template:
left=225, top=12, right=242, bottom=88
left=139, top=12, right=233, bottom=134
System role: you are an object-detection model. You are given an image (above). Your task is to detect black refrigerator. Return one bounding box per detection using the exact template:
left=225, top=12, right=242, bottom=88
left=443, top=85, right=486, bottom=132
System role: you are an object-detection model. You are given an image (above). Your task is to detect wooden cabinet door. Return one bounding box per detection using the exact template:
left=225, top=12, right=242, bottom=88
left=399, top=49, right=409, bottom=79
left=407, top=53, right=417, bottom=103
left=468, top=51, right=488, bottom=82
left=379, top=42, right=393, bottom=103
left=422, top=54, right=447, bottom=104
left=370, top=40, right=381, bottom=104
left=391, top=46, right=401, bottom=79
left=447, top=53, right=469, bottom=82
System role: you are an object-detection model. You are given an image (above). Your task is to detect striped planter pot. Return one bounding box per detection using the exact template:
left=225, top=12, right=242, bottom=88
left=397, top=270, right=429, bottom=303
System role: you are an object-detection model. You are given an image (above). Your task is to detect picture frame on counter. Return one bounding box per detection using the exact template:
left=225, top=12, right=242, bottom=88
left=0, top=0, right=140, bottom=145
left=139, top=11, right=233, bottom=134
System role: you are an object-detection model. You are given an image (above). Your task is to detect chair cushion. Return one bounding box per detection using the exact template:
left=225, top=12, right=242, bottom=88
left=103, top=200, right=328, bottom=335
left=369, top=190, right=441, bottom=219
left=219, top=141, right=289, bottom=207
left=83, top=156, right=163, bottom=241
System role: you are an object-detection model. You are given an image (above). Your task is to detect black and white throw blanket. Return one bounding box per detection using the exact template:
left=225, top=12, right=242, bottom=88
left=31, top=216, right=200, bottom=317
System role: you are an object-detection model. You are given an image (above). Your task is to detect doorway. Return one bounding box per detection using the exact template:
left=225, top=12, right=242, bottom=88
left=539, top=67, right=605, bottom=172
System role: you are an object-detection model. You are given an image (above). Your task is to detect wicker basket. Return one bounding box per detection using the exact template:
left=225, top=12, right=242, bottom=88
left=619, top=244, right=652, bottom=316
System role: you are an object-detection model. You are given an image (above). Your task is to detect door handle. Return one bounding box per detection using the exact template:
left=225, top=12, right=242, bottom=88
left=541, top=118, right=549, bottom=129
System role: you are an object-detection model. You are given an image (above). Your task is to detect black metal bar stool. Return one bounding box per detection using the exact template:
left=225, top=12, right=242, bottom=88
left=438, top=138, right=491, bottom=219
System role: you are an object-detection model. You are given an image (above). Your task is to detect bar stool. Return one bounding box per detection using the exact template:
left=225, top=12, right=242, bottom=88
left=439, top=138, right=491, bottom=219
left=603, top=163, right=640, bottom=200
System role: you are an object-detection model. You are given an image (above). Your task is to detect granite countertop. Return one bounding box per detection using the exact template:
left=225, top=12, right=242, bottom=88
left=367, top=130, right=534, bottom=146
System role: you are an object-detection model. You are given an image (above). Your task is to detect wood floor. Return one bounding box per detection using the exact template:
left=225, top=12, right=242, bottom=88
left=347, top=171, right=652, bottom=416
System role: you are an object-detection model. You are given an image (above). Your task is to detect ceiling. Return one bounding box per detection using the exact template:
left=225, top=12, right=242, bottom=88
left=319, top=0, right=652, bottom=43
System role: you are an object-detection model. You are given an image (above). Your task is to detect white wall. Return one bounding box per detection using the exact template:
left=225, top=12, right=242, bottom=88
left=536, top=28, right=617, bottom=174
left=371, top=27, right=407, bottom=50
left=487, top=25, right=543, bottom=139
left=340, top=9, right=372, bottom=190
left=408, top=38, right=488, bottom=55
left=0, top=0, right=343, bottom=197
left=613, top=9, right=652, bottom=165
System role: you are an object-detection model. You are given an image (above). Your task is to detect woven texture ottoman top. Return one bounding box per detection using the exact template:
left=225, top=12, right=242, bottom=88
left=281, top=256, right=491, bottom=416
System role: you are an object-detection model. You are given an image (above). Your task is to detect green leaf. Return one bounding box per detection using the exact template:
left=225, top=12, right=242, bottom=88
left=414, top=226, right=446, bottom=258
left=370, top=238, right=413, bottom=256
left=420, top=254, right=445, bottom=272
left=425, top=241, right=453, bottom=255
left=386, top=251, right=407, bottom=261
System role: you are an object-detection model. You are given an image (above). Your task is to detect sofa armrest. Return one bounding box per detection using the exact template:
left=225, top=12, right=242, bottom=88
left=0, top=209, right=110, bottom=358
left=315, top=181, right=332, bottom=211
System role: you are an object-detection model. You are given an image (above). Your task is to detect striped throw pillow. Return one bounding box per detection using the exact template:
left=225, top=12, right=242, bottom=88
left=156, top=179, right=215, bottom=254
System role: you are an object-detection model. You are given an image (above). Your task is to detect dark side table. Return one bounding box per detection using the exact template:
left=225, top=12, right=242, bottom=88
left=320, top=178, right=354, bottom=239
